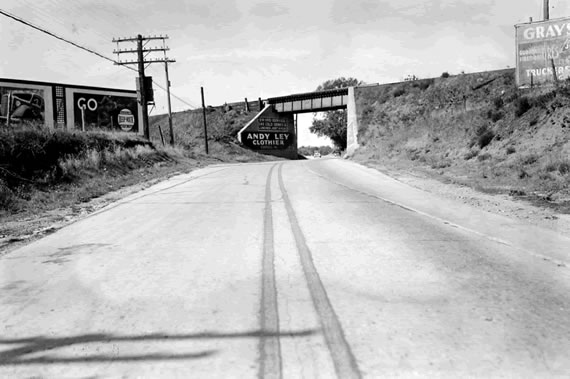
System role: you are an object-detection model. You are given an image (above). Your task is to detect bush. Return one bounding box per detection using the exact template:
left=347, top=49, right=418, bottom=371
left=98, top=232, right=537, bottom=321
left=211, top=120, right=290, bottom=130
left=393, top=87, right=406, bottom=97
left=474, top=125, right=495, bottom=148
left=493, top=97, right=504, bottom=109
left=515, top=96, right=531, bottom=117
left=520, top=154, right=538, bottom=165
left=441, top=72, right=450, bottom=78
left=543, top=159, right=570, bottom=175
left=418, top=79, right=434, bottom=91
left=487, top=109, right=503, bottom=122
left=477, top=153, right=492, bottom=161
left=506, top=146, right=516, bottom=155
left=464, top=148, right=479, bottom=160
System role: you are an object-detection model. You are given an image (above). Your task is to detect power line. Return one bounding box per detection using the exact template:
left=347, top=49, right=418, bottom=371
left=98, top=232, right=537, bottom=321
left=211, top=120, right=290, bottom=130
left=0, top=7, right=196, bottom=110
left=151, top=80, right=198, bottom=109
left=0, top=8, right=122, bottom=68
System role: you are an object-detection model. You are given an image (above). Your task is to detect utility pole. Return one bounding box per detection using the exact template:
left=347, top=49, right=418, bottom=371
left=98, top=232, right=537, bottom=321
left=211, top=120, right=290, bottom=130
left=164, top=59, right=174, bottom=145
left=136, top=35, right=149, bottom=139
left=113, top=35, right=175, bottom=141
left=201, top=86, right=209, bottom=154
left=544, top=0, right=550, bottom=20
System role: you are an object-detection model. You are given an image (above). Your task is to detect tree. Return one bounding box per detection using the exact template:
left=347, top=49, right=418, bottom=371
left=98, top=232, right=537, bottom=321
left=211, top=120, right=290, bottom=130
left=309, top=77, right=361, bottom=150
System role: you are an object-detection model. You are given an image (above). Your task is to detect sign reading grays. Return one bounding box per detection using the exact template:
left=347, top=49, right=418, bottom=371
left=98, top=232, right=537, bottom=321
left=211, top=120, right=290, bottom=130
left=516, top=17, right=570, bottom=86
left=242, top=132, right=293, bottom=150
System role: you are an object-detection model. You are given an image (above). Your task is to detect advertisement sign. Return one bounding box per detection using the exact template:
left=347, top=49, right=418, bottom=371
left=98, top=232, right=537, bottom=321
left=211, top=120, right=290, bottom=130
left=0, top=85, right=46, bottom=125
left=516, top=17, right=570, bottom=86
left=241, top=132, right=293, bottom=150
left=258, top=117, right=289, bottom=132
left=73, top=92, right=138, bottom=132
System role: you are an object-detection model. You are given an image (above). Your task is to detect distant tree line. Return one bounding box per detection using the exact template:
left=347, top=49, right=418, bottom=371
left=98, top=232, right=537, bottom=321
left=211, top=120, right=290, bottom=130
left=309, top=77, right=362, bottom=150
left=298, top=145, right=334, bottom=156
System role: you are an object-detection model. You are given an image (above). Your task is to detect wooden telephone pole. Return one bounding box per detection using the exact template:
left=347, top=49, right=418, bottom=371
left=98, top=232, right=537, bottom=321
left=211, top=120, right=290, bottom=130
left=113, top=35, right=176, bottom=142
left=544, top=0, right=550, bottom=20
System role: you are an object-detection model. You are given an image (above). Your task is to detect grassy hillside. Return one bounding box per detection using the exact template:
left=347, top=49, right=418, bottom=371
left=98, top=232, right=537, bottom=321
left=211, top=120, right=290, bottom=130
left=0, top=128, right=184, bottom=215
left=354, top=69, right=570, bottom=210
left=149, top=101, right=261, bottom=159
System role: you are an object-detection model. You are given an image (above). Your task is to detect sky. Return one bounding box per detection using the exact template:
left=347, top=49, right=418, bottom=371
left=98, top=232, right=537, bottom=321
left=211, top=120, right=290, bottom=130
left=1, top=0, right=569, bottom=146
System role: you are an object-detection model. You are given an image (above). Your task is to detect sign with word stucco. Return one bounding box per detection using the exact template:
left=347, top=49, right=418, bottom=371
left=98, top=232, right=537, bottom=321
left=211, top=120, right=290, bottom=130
left=516, top=17, right=570, bottom=86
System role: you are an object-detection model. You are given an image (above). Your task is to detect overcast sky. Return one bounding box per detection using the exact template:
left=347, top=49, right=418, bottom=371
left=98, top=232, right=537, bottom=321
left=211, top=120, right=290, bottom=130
left=1, top=0, right=568, bottom=145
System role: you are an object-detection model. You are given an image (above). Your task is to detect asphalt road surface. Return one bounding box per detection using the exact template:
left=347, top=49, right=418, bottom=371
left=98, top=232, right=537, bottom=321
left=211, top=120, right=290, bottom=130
left=1, top=158, right=569, bottom=378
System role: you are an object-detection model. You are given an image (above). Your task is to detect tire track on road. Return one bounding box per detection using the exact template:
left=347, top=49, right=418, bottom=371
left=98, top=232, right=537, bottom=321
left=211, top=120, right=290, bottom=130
left=259, top=163, right=282, bottom=379
left=277, top=163, right=361, bottom=379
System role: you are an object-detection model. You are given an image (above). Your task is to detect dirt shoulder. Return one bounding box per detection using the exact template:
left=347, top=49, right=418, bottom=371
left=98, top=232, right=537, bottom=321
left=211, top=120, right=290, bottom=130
left=0, top=157, right=226, bottom=255
left=356, top=159, right=570, bottom=237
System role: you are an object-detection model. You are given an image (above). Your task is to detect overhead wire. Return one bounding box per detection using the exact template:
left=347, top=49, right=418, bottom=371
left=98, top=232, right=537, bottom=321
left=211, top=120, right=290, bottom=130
left=0, top=7, right=196, bottom=110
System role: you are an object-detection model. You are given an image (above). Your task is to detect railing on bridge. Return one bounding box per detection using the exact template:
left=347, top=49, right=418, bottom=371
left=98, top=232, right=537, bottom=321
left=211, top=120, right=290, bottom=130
left=266, top=87, right=349, bottom=113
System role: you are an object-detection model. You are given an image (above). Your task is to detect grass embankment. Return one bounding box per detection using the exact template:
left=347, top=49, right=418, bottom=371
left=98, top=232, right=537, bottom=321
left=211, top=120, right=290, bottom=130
left=1, top=103, right=277, bottom=239
left=354, top=69, right=570, bottom=212
left=150, top=101, right=261, bottom=160
left=0, top=128, right=185, bottom=218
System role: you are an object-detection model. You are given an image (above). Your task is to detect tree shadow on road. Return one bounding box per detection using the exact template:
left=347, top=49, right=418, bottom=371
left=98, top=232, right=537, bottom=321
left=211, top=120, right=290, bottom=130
left=0, top=329, right=317, bottom=365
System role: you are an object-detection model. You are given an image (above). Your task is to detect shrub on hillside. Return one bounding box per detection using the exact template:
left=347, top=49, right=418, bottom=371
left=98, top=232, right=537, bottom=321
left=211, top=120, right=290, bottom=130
left=506, top=146, right=516, bottom=154
left=463, top=148, right=479, bottom=160
left=441, top=72, right=450, bottom=78
left=474, top=125, right=495, bottom=148
left=515, top=96, right=531, bottom=117
left=486, top=109, right=503, bottom=122
left=519, top=153, right=538, bottom=165
left=493, top=97, right=504, bottom=109
left=393, top=86, right=406, bottom=97
left=543, top=157, right=570, bottom=175
left=412, top=78, right=435, bottom=91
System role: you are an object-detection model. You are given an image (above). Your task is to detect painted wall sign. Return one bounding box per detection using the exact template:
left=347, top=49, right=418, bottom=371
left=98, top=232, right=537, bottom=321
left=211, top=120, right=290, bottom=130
left=516, top=17, right=570, bottom=86
left=237, top=104, right=297, bottom=159
left=242, top=132, right=293, bottom=149
left=72, top=92, right=138, bottom=132
left=258, top=117, right=289, bottom=131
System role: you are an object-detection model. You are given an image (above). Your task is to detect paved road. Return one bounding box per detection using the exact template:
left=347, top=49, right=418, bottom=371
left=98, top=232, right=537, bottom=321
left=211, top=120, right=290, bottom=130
left=1, top=158, right=569, bottom=378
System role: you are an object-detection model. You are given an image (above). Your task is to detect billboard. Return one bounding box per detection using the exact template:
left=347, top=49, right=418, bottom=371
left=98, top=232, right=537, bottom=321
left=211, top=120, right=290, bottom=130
left=516, top=17, right=570, bottom=86
left=0, top=78, right=141, bottom=134
left=69, top=90, right=139, bottom=132
left=0, top=82, right=54, bottom=127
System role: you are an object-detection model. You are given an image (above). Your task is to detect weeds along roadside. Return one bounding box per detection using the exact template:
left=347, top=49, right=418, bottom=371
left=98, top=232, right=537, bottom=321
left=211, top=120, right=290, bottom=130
left=0, top=126, right=198, bottom=217
left=353, top=69, right=570, bottom=208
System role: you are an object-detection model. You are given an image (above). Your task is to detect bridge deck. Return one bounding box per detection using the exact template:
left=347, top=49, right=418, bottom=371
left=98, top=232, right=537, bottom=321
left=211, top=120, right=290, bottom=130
left=266, top=88, right=349, bottom=113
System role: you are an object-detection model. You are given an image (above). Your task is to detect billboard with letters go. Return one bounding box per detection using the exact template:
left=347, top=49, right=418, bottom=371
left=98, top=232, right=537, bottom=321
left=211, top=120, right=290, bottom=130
left=516, top=17, right=570, bottom=86
left=0, top=78, right=141, bottom=134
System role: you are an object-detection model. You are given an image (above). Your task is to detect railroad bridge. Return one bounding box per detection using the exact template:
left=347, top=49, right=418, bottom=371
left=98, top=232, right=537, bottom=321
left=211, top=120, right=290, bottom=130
left=237, top=87, right=359, bottom=159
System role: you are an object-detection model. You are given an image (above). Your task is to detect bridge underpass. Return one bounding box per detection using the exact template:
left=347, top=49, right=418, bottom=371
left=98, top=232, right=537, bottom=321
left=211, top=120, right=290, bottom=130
left=237, top=87, right=359, bottom=159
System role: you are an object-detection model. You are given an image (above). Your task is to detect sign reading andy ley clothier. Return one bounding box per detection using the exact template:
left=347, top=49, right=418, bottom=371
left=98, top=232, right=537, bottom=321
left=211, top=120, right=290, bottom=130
left=242, top=132, right=293, bottom=149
